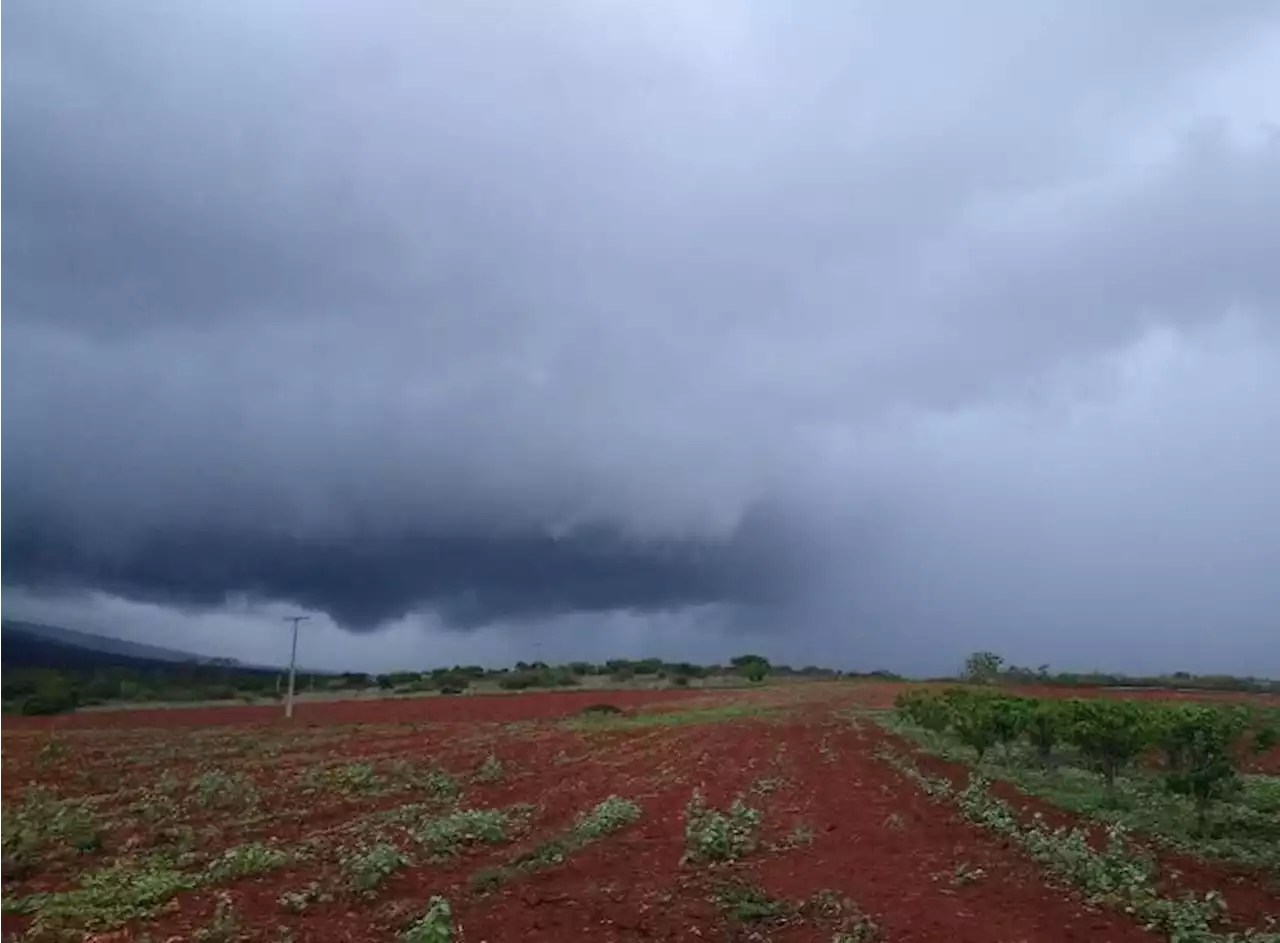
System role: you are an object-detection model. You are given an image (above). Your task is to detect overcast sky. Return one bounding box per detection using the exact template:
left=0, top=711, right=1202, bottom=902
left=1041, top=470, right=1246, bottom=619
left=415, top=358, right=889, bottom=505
left=4, top=1, right=1280, bottom=676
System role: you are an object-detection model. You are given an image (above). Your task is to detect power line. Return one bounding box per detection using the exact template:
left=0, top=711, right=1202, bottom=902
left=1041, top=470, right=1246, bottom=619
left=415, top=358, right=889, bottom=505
left=282, top=615, right=311, bottom=719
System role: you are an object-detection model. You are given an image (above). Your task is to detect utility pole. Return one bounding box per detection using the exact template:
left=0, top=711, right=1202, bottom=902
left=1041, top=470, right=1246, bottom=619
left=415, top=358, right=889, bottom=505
left=283, top=615, right=311, bottom=719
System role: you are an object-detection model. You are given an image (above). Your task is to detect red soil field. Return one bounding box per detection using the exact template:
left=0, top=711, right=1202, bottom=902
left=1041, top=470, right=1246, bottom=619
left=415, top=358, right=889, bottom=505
left=3, top=683, right=1276, bottom=942
left=2, top=687, right=706, bottom=731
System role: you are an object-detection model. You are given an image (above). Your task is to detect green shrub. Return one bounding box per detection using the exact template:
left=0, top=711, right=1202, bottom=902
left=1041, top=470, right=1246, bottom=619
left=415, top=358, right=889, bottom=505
left=1062, top=699, right=1155, bottom=796
left=574, top=796, right=641, bottom=838
left=401, top=896, right=455, bottom=942
left=1157, top=704, right=1274, bottom=834
left=344, top=843, right=410, bottom=894
left=414, top=809, right=510, bottom=859
left=1026, top=700, right=1065, bottom=766
left=683, top=790, right=761, bottom=863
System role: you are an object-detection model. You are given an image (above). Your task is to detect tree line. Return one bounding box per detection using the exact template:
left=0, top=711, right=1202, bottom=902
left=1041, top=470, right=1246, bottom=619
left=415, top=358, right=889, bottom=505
left=3, top=654, right=878, bottom=715
left=960, top=650, right=1278, bottom=694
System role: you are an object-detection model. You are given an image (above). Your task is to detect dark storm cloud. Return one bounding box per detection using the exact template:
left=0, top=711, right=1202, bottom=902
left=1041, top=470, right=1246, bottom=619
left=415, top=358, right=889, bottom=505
left=4, top=1, right=1280, bottom=671
left=1, top=512, right=803, bottom=629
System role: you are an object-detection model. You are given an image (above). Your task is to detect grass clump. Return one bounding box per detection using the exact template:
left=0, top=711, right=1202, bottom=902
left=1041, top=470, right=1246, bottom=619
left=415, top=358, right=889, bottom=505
left=682, top=790, right=761, bottom=863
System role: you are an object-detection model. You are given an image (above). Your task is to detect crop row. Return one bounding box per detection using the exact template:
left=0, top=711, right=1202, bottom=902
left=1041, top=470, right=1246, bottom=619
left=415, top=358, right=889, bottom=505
left=894, top=688, right=1276, bottom=834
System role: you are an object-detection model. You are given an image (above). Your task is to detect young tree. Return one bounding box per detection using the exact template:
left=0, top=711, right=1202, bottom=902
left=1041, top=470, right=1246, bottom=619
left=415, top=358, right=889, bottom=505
left=894, top=690, right=952, bottom=732
left=1159, top=705, right=1276, bottom=834
left=988, top=696, right=1032, bottom=760
left=951, top=695, right=999, bottom=763
left=1025, top=699, right=1065, bottom=767
left=1063, top=699, right=1154, bottom=800
left=731, top=655, right=771, bottom=683
left=963, top=651, right=1005, bottom=685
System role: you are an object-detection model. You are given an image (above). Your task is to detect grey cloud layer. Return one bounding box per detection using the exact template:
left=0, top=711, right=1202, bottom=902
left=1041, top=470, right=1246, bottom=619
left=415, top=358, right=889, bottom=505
left=4, top=1, right=1280, bottom=670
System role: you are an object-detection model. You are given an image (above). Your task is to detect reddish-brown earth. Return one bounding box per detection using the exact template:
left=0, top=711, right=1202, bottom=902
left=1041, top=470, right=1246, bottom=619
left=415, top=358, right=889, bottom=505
left=3, top=683, right=1276, bottom=942
left=3, top=687, right=706, bottom=731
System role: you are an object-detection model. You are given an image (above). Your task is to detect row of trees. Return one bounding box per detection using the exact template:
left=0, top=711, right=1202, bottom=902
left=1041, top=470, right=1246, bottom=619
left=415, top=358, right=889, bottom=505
left=4, top=653, right=843, bottom=715
left=371, top=655, right=786, bottom=693
left=961, top=650, right=1278, bottom=693
left=2, top=664, right=369, bottom=716
left=895, top=687, right=1276, bottom=832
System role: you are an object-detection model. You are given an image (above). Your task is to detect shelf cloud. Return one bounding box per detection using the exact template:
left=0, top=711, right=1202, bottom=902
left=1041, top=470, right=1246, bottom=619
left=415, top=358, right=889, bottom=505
left=5, top=1, right=1280, bottom=673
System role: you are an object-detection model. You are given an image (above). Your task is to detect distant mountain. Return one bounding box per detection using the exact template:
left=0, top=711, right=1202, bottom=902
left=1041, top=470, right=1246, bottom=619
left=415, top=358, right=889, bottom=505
left=1, top=619, right=279, bottom=672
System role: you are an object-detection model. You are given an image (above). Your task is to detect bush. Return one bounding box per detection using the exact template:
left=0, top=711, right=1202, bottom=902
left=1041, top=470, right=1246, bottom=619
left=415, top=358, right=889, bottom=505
left=1062, top=699, right=1155, bottom=796
left=1026, top=700, right=1065, bottom=766
left=894, top=690, right=952, bottom=732
left=21, top=676, right=79, bottom=716
left=578, top=703, right=624, bottom=716
left=731, top=655, right=771, bottom=684
left=1157, top=705, right=1274, bottom=834
left=498, top=673, right=535, bottom=691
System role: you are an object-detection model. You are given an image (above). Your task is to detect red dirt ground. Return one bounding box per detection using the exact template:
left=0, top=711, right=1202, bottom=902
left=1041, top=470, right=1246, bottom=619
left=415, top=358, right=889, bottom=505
left=2, top=687, right=706, bottom=731
left=884, top=729, right=1280, bottom=933
left=3, top=683, right=1276, bottom=942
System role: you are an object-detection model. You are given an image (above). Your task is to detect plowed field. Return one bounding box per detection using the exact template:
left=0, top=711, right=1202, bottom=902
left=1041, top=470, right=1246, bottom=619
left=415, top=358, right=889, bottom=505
left=3, top=684, right=1276, bottom=941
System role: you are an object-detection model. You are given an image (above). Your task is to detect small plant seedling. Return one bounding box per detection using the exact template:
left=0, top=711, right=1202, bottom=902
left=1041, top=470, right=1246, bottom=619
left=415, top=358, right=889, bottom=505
left=952, top=862, right=987, bottom=886
left=469, top=867, right=506, bottom=893
left=422, top=769, right=462, bottom=802
left=472, top=754, right=505, bottom=784
left=713, top=881, right=791, bottom=922
left=401, top=896, right=455, bottom=942
left=193, top=893, right=240, bottom=943
left=414, top=808, right=512, bottom=859
left=573, top=796, right=641, bottom=838
left=344, top=843, right=411, bottom=895
left=749, top=776, right=787, bottom=796
left=278, top=882, right=330, bottom=914
left=191, top=769, right=259, bottom=810
left=682, top=790, right=761, bottom=863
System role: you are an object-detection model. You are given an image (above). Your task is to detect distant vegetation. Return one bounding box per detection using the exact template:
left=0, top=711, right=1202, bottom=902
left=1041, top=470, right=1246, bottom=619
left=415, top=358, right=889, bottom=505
left=959, top=649, right=1279, bottom=695
left=2, top=634, right=871, bottom=716
left=4, top=621, right=1275, bottom=717
left=896, top=685, right=1280, bottom=839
